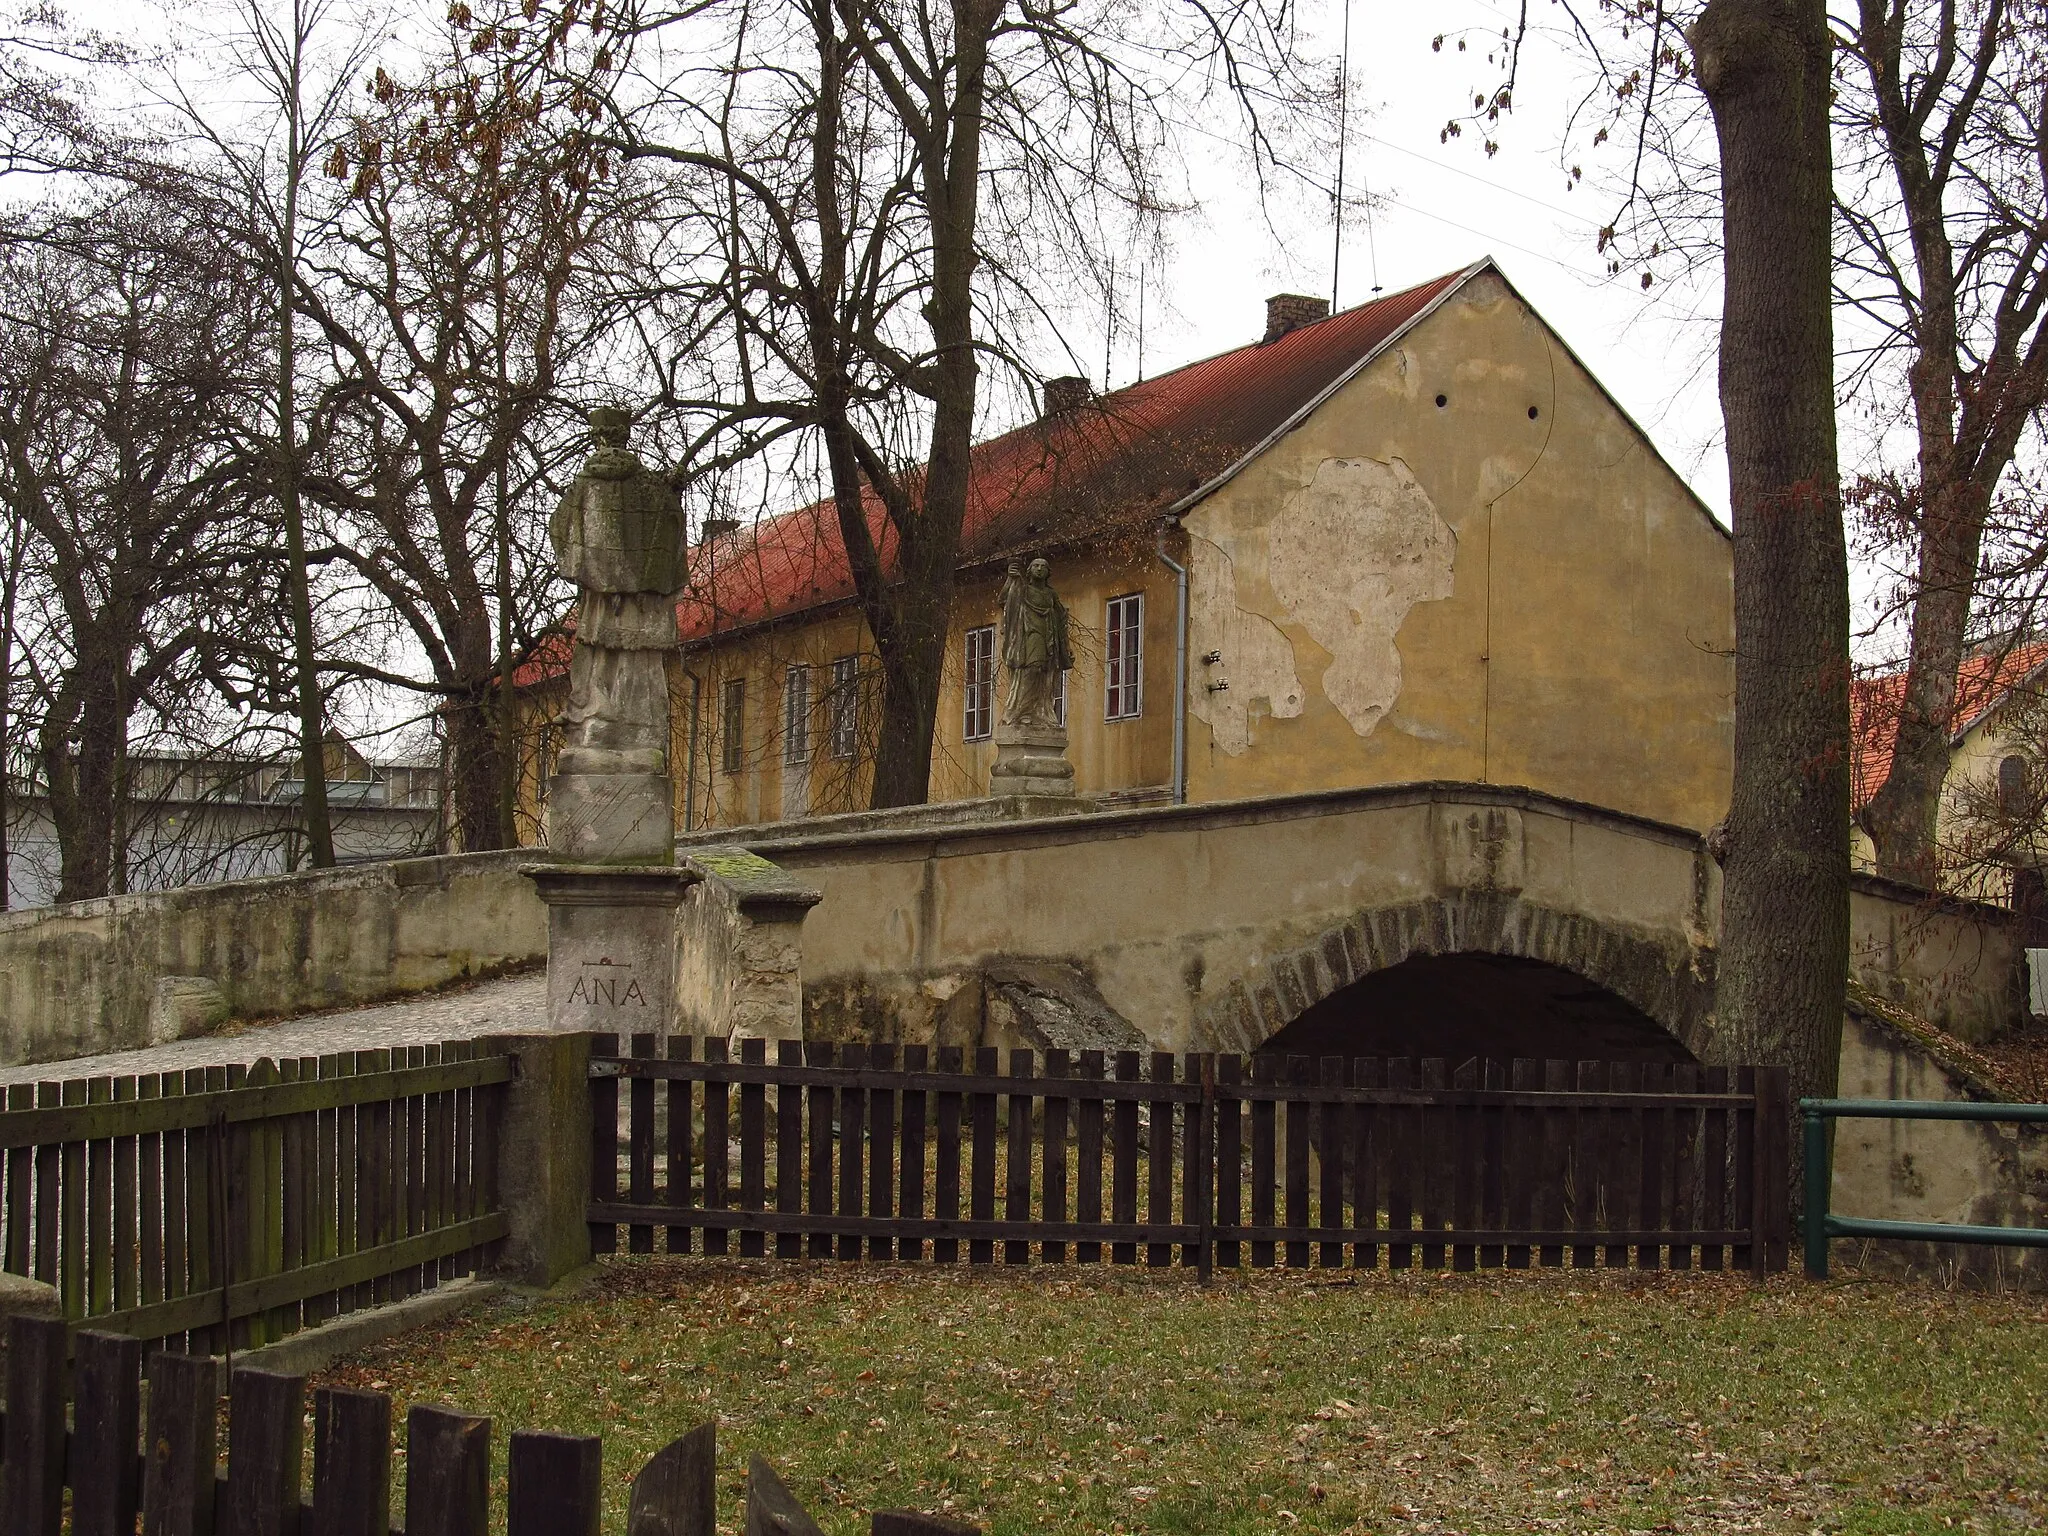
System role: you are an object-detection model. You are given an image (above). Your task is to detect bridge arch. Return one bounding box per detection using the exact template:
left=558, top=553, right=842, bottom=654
left=1190, top=891, right=1716, bottom=1063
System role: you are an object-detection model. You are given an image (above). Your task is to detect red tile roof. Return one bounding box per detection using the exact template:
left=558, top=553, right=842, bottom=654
left=1851, top=642, right=2048, bottom=810
left=516, top=264, right=1476, bottom=686
left=676, top=266, right=1473, bottom=646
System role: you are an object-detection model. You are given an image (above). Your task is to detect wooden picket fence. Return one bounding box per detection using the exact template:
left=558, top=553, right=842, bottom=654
left=588, top=1037, right=1793, bottom=1275
left=0, top=1043, right=511, bottom=1355
left=0, top=1315, right=973, bottom=1536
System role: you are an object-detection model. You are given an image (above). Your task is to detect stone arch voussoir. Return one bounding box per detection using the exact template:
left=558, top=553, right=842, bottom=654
left=1193, top=894, right=1715, bottom=1060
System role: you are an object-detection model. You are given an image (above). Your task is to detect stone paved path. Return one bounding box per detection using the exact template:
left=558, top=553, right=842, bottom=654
left=0, top=972, right=549, bottom=1087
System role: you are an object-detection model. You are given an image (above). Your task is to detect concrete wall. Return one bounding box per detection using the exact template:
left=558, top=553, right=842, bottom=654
left=1832, top=1006, right=2048, bottom=1284
left=1849, top=874, right=2022, bottom=1044
left=742, top=782, right=2017, bottom=1057
left=0, top=851, right=546, bottom=1068
left=673, top=848, right=820, bottom=1042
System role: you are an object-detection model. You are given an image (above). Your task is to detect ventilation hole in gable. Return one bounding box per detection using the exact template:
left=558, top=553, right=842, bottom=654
left=1435, top=394, right=1448, bottom=408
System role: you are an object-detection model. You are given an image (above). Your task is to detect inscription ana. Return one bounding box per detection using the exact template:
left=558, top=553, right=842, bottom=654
left=568, top=973, right=648, bottom=1007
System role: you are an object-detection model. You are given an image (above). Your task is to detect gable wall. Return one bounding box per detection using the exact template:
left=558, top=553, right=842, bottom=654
left=1182, top=268, right=1735, bottom=832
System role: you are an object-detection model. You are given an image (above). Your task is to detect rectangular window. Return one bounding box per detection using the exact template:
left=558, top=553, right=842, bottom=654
left=1105, top=593, right=1144, bottom=720
left=720, top=678, right=746, bottom=775
left=783, top=664, right=811, bottom=765
left=964, top=625, right=996, bottom=741
left=828, top=654, right=860, bottom=759
left=1053, top=666, right=1067, bottom=728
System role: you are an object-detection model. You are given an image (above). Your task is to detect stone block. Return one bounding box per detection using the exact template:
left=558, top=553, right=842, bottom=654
left=147, top=976, right=229, bottom=1045
left=526, top=864, right=697, bottom=1035
left=989, top=721, right=1078, bottom=799
left=545, top=772, right=675, bottom=864
left=1434, top=804, right=1526, bottom=893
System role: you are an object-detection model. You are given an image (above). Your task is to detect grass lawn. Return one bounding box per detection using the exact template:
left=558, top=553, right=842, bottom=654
left=311, top=1258, right=2048, bottom=1535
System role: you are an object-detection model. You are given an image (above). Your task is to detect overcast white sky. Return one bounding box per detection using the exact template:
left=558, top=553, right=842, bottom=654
left=1099, top=0, right=1732, bottom=523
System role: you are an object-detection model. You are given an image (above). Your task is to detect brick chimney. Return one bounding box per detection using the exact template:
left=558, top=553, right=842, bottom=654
left=1040, top=375, right=1094, bottom=417
left=1263, top=293, right=1330, bottom=343
left=698, top=516, right=740, bottom=544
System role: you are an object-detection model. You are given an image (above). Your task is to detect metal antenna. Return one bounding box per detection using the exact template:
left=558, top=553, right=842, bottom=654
left=1137, top=264, right=1146, bottom=382
left=1332, top=0, right=1351, bottom=309
left=1104, top=255, right=1115, bottom=389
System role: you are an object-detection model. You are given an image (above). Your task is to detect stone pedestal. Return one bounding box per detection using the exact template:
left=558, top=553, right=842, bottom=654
left=525, top=865, right=699, bottom=1037
left=990, top=721, right=1077, bottom=798
left=545, top=772, right=676, bottom=864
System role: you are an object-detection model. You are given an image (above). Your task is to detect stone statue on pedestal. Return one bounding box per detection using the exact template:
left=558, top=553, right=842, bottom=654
left=545, top=406, right=685, bottom=863
left=990, top=557, right=1079, bottom=798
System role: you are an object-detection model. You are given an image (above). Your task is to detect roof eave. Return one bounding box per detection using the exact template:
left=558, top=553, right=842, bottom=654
left=1163, top=258, right=1494, bottom=520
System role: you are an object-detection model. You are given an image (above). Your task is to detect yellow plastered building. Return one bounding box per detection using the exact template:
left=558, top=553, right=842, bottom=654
left=520, top=259, right=1736, bottom=839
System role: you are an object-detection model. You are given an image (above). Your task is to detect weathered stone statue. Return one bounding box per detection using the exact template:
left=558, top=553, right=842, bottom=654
left=990, top=556, right=1079, bottom=798
left=1000, top=557, right=1074, bottom=729
left=545, top=406, right=685, bottom=863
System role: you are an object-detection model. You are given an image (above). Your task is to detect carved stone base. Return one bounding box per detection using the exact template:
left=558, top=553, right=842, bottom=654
left=525, top=864, right=699, bottom=1036
left=545, top=771, right=674, bottom=864
left=989, top=721, right=1077, bottom=799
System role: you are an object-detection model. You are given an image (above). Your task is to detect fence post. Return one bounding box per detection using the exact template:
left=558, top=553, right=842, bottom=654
left=72, top=1329, right=145, bottom=1536
left=405, top=1405, right=491, bottom=1536
left=507, top=1429, right=602, bottom=1536
left=223, top=1368, right=306, bottom=1536
left=311, top=1387, right=393, bottom=1536
left=143, top=1349, right=220, bottom=1536
left=484, top=1034, right=593, bottom=1289
left=1803, top=1104, right=1832, bottom=1280
left=2, top=1315, right=68, bottom=1536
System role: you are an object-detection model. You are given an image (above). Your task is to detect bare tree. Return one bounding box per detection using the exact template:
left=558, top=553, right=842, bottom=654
left=0, top=183, right=278, bottom=901
left=598, top=0, right=1329, bottom=808
left=156, top=0, right=389, bottom=868
left=1843, top=0, right=2048, bottom=888
left=286, top=8, right=621, bottom=850
left=1434, top=0, right=1850, bottom=1107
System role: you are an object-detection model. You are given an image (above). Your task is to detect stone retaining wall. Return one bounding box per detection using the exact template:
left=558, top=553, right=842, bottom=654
left=0, top=851, right=546, bottom=1069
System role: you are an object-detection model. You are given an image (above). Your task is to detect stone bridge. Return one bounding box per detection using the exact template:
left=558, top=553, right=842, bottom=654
left=0, top=781, right=2017, bottom=1074
left=717, top=782, right=2017, bottom=1063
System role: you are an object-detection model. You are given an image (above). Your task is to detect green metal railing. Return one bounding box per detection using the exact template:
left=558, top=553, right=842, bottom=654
left=1800, top=1097, right=2048, bottom=1278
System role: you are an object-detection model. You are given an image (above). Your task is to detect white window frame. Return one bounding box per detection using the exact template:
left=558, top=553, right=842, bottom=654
left=964, top=625, right=996, bottom=741
left=828, top=654, right=860, bottom=759
left=720, top=678, right=746, bottom=775
left=1105, top=593, right=1144, bottom=720
left=783, top=664, right=811, bottom=765
left=1053, top=666, right=1067, bottom=729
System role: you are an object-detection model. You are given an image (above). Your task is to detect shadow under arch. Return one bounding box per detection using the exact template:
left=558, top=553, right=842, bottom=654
left=1260, top=952, right=1696, bottom=1064
left=1192, top=892, right=1716, bottom=1062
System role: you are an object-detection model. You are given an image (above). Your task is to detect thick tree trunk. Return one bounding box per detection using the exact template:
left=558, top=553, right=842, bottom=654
left=1693, top=0, right=1850, bottom=1104
left=868, top=564, right=957, bottom=808
left=44, top=650, right=125, bottom=903
left=445, top=689, right=513, bottom=852
left=1860, top=480, right=1989, bottom=888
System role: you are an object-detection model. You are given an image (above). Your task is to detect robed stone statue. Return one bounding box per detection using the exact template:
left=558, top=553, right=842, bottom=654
left=989, top=556, right=1079, bottom=800
left=545, top=406, right=686, bottom=862
left=999, top=557, right=1074, bottom=730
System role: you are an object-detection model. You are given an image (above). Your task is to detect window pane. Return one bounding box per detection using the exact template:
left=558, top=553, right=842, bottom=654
left=829, top=655, right=859, bottom=759
left=721, top=679, right=746, bottom=775
left=784, top=665, right=810, bottom=764
left=1105, top=594, right=1143, bottom=719
left=964, top=626, right=994, bottom=740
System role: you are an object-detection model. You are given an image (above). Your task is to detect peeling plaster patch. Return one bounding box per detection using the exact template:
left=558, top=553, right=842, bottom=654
left=1188, top=539, right=1305, bottom=756
left=1268, top=457, right=1455, bottom=738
